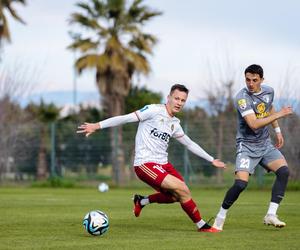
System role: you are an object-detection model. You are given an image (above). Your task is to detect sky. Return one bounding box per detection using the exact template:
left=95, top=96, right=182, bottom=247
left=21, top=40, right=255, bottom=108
left=3, top=0, right=300, bottom=105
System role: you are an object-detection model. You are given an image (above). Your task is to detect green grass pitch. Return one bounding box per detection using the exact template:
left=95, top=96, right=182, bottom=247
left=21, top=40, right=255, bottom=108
left=0, top=187, right=299, bottom=250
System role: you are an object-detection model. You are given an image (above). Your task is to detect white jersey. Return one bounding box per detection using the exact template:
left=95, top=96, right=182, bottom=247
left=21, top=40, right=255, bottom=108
left=133, top=104, right=185, bottom=165
left=99, top=104, right=214, bottom=166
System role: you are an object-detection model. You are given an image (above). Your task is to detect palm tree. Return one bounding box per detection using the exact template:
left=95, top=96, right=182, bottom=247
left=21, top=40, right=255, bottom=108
left=0, top=0, right=26, bottom=46
left=68, top=0, right=162, bottom=185
left=26, top=101, right=60, bottom=180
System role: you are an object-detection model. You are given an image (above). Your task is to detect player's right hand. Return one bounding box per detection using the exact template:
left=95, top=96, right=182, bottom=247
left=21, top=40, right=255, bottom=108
left=77, top=122, right=100, bottom=137
left=212, top=159, right=226, bottom=169
left=279, top=106, right=293, bottom=118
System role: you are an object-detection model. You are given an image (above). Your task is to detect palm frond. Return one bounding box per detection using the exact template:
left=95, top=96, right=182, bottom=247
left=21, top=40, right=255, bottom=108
left=5, top=4, right=26, bottom=24
left=68, top=37, right=99, bottom=52
left=75, top=54, right=109, bottom=74
left=76, top=2, right=97, bottom=18
left=105, top=36, right=127, bottom=58
left=127, top=0, right=144, bottom=19
left=142, top=33, right=158, bottom=44
left=0, top=0, right=26, bottom=43
left=128, top=33, right=157, bottom=54
left=110, top=53, right=126, bottom=73
left=124, top=49, right=150, bottom=74
left=122, top=24, right=139, bottom=34
left=107, top=0, right=125, bottom=19
left=69, top=13, right=103, bottom=31
left=127, top=0, right=162, bottom=24
left=0, top=14, right=11, bottom=42
left=91, top=0, right=106, bottom=17
left=138, top=11, right=162, bottom=23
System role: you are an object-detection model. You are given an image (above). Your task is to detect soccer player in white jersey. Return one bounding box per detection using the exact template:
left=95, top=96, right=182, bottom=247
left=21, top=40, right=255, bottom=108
left=213, top=64, right=293, bottom=231
left=77, top=84, right=226, bottom=233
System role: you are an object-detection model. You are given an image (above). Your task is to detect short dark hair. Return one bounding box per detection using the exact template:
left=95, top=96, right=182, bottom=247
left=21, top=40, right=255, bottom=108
left=244, top=64, right=264, bottom=78
left=170, top=84, right=189, bottom=95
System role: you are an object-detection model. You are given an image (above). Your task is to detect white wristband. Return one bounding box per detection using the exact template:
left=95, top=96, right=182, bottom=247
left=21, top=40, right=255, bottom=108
left=274, top=127, right=281, bottom=133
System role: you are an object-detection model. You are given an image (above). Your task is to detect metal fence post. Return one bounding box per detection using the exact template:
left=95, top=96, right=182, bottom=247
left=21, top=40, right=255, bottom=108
left=50, top=122, right=56, bottom=177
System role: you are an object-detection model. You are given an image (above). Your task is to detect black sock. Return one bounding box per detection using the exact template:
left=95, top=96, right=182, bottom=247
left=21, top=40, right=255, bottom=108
left=222, top=179, right=248, bottom=209
left=271, top=166, right=289, bottom=203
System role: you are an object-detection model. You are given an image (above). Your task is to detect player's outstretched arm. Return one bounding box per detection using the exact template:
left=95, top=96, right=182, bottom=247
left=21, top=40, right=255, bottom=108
left=176, top=135, right=226, bottom=168
left=244, top=106, right=293, bottom=130
left=77, top=112, right=139, bottom=137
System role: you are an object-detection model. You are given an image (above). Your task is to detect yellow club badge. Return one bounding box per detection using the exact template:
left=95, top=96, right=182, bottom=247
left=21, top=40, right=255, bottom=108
left=257, top=103, right=266, bottom=113
left=238, top=99, right=247, bottom=110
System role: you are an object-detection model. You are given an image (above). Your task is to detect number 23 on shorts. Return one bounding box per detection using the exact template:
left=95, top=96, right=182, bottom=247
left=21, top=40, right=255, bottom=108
left=240, top=158, right=250, bottom=169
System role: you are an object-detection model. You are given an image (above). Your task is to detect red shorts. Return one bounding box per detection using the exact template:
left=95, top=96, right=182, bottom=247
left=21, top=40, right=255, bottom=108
left=134, top=162, right=184, bottom=192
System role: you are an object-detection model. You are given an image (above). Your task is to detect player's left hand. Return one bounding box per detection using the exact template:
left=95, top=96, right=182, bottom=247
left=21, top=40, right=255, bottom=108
left=212, top=159, right=226, bottom=169
left=275, top=133, right=284, bottom=148
left=77, top=122, right=100, bottom=137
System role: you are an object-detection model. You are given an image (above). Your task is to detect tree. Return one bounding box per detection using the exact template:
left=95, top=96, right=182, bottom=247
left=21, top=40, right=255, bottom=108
left=183, top=107, right=215, bottom=177
left=125, top=85, right=162, bottom=113
left=203, top=51, right=238, bottom=184
left=276, top=66, right=300, bottom=179
left=0, top=96, right=22, bottom=179
left=56, top=106, right=111, bottom=177
left=25, top=101, right=60, bottom=180
left=0, top=0, right=26, bottom=47
left=0, top=63, right=35, bottom=181
left=68, top=0, right=162, bottom=185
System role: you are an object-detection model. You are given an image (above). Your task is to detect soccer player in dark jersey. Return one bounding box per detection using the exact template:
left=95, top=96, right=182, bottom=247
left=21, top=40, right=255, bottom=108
left=213, top=64, right=293, bottom=230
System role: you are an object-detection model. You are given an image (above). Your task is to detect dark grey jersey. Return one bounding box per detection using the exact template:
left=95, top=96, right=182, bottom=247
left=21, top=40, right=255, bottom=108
left=234, top=85, right=274, bottom=143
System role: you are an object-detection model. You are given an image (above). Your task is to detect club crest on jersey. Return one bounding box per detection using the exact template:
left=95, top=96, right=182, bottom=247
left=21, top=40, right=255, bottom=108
left=171, top=124, right=174, bottom=131
left=256, top=102, right=269, bottom=118
left=238, top=99, right=247, bottom=110
left=263, top=95, right=270, bottom=103
left=257, top=103, right=266, bottom=113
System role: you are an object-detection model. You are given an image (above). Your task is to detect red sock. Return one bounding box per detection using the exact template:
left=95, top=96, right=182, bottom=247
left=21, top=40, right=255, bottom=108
left=181, top=199, right=201, bottom=223
left=148, top=193, right=175, bottom=204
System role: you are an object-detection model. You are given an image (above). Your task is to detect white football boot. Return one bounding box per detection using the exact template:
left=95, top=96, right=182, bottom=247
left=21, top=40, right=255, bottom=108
left=263, top=214, right=286, bottom=228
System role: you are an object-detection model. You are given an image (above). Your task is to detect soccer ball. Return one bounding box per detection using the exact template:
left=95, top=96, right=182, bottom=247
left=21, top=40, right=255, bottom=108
left=83, top=210, right=109, bottom=236
left=98, top=182, right=109, bottom=192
